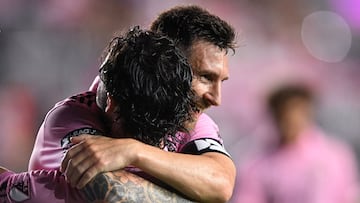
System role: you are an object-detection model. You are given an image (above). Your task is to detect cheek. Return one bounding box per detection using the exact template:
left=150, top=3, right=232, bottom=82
left=192, top=82, right=206, bottom=98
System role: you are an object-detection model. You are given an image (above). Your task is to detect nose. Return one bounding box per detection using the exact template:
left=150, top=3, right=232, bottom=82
left=204, top=84, right=221, bottom=106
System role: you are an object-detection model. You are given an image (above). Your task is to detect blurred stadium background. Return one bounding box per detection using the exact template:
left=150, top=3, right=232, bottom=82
left=1, top=0, right=360, bottom=202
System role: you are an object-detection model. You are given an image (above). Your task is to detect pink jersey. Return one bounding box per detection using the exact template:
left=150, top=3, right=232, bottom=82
left=233, top=127, right=359, bottom=203
left=0, top=170, right=84, bottom=203
left=88, top=76, right=229, bottom=155
left=20, top=77, right=229, bottom=202
left=2, top=112, right=228, bottom=203
left=28, top=91, right=107, bottom=170
left=29, top=90, right=229, bottom=171
left=164, top=113, right=229, bottom=157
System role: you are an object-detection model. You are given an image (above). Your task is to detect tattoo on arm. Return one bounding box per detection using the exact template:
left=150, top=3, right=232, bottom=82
left=82, top=170, right=195, bottom=203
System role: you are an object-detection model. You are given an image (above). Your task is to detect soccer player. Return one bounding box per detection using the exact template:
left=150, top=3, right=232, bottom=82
left=234, top=84, right=359, bottom=203
left=1, top=5, right=237, bottom=203
left=0, top=27, right=196, bottom=203
left=61, top=5, right=237, bottom=203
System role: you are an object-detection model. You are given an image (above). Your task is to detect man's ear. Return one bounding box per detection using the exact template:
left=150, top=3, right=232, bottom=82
left=105, top=93, right=116, bottom=113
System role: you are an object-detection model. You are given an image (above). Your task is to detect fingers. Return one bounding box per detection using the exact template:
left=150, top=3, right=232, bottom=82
left=76, top=165, right=102, bottom=189
left=60, top=142, right=85, bottom=173
left=61, top=139, right=97, bottom=175
left=60, top=135, right=97, bottom=172
left=61, top=136, right=109, bottom=188
left=66, top=156, right=99, bottom=188
left=61, top=136, right=133, bottom=188
left=70, top=134, right=92, bottom=144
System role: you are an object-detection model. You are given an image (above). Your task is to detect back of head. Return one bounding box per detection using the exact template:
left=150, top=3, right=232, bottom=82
left=150, top=5, right=236, bottom=54
left=100, top=26, right=196, bottom=146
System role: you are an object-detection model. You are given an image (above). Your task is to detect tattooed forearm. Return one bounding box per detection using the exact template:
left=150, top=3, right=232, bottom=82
left=82, top=170, right=195, bottom=203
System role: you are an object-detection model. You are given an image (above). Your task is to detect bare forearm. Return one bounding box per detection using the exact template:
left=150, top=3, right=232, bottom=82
left=62, top=136, right=235, bottom=202
left=134, top=144, right=236, bottom=203
left=82, top=170, right=195, bottom=203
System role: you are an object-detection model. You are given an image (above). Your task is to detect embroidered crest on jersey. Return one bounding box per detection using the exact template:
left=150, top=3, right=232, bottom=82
left=9, top=177, right=31, bottom=202
left=61, top=127, right=103, bottom=150
left=181, top=138, right=231, bottom=157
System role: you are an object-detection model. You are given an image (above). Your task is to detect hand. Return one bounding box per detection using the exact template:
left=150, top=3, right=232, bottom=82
left=60, top=134, right=141, bottom=189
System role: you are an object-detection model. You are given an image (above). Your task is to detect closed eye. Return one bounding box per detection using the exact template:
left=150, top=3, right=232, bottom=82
left=200, top=74, right=213, bottom=82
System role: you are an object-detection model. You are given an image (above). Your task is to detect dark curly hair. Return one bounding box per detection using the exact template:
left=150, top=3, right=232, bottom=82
left=150, top=5, right=236, bottom=54
left=99, top=26, right=196, bottom=146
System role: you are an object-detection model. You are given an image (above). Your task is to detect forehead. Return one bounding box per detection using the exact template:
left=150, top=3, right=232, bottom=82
left=188, top=41, right=229, bottom=75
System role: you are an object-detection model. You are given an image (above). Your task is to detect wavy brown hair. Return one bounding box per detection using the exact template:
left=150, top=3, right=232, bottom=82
left=100, top=26, right=196, bottom=146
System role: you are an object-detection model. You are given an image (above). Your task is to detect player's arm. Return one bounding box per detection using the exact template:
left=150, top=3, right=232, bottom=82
left=0, top=167, right=81, bottom=203
left=82, top=170, right=194, bottom=203
left=61, top=115, right=235, bottom=203
left=150, top=128, right=235, bottom=202
left=130, top=142, right=235, bottom=203
left=62, top=135, right=234, bottom=203
left=0, top=166, right=194, bottom=203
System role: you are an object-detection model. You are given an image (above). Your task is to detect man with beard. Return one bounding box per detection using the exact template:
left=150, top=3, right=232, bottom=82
left=61, top=5, right=237, bottom=203
left=1, top=5, right=237, bottom=203
left=0, top=27, right=196, bottom=203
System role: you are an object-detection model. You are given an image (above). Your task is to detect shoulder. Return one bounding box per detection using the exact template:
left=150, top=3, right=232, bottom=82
left=179, top=113, right=232, bottom=157
left=56, top=91, right=98, bottom=109
left=190, top=113, right=220, bottom=142
left=197, top=113, right=218, bottom=126
left=41, top=91, right=105, bottom=141
left=45, top=92, right=99, bottom=125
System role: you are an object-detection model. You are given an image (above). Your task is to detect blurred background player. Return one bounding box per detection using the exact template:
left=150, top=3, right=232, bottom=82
left=233, top=84, right=360, bottom=203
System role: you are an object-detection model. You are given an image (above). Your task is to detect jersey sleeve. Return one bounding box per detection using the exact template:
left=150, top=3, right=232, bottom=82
left=0, top=169, right=84, bottom=203
left=28, top=93, right=106, bottom=170
left=45, top=102, right=104, bottom=150
left=180, top=113, right=231, bottom=157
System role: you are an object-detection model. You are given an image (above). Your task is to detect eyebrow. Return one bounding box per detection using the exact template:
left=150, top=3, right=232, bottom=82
left=197, top=70, right=229, bottom=82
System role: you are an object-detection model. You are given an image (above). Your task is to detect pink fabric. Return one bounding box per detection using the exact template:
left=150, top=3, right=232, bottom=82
left=29, top=89, right=225, bottom=171
left=23, top=77, right=227, bottom=202
left=187, top=113, right=221, bottom=143
left=28, top=91, right=106, bottom=170
left=164, top=113, right=223, bottom=153
left=234, top=127, right=359, bottom=203
left=0, top=170, right=84, bottom=203
left=87, top=76, right=225, bottom=153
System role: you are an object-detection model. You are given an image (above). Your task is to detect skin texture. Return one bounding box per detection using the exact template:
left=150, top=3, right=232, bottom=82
left=189, top=40, right=229, bottom=110
left=61, top=40, right=235, bottom=203
left=0, top=166, right=194, bottom=203
left=82, top=170, right=194, bottom=203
